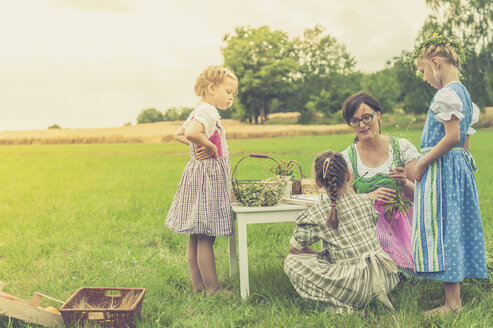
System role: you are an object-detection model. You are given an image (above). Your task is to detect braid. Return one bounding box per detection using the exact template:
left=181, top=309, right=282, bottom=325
left=422, top=44, right=461, bottom=67
left=314, top=151, right=348, bottom=229
left=327, top=175, right=339, bottom=229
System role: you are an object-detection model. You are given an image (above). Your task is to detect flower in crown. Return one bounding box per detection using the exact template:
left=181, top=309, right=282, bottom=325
left=409, top=32, right=466, bottom=79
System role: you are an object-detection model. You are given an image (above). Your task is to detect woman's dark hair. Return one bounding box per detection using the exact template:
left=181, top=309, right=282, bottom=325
left=314, top=151, right=347, bottom=229
left=341, top=91, right=382, bottom=143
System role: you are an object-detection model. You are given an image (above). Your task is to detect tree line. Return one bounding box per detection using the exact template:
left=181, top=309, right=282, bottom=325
left=138, top=0, right=492, bottom=125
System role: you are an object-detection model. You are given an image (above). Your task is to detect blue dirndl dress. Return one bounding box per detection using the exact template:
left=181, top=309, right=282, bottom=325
left=412, top=82, right=488, bottom=282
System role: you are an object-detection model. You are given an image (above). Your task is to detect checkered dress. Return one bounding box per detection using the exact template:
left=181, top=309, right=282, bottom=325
left=284, top=193, right=399, bottom=313
left=165, top=106, right=233, bottom=237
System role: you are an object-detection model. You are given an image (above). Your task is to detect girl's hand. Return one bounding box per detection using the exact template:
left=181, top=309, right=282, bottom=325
left=369, top=187, right=396, bottom=203
left=289, top=245, right=318, bottom=254
left=389, top=167, right=407, bottom=186
left=415, top=162, right=427, bottom=182
left=195, top=144, right=218, bottom=160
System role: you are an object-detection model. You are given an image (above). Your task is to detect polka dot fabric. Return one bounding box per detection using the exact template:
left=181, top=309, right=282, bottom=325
left=415, top=82, right=487, bottom=282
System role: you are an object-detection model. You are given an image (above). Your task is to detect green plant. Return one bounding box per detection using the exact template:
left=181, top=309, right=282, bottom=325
left=381, top=179, right=413, bottom=225
left=380, top=139, right=413, bottom=225
left=270, top=160, right=295, bottom=178
left=234, top=175, right=290, bottom=206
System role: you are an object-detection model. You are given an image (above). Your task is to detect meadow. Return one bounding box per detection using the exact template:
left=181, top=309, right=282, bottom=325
left=0, top=119, right=352, bottom=145
left=0, top=129, right=491, bottom=327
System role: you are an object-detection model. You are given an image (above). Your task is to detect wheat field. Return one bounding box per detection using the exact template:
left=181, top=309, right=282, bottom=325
left=0, top=120, right=352, bottom=145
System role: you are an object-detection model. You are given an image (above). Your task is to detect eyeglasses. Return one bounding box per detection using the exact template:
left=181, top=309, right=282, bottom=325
left=348, top=111, right=377, bottom=127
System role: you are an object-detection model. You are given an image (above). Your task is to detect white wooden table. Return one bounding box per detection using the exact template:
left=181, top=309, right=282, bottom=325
left=229, top=203, right=308, bottom=299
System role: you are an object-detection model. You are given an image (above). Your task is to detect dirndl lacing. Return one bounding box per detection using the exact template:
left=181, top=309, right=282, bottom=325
left=336, top=250, right=397, bottom=309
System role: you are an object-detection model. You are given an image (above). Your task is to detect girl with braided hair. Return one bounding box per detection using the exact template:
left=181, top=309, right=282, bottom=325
left=284, top=151, right=399, bottom=313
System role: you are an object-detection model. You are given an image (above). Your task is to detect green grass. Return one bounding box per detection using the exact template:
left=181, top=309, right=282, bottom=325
left=0, top=130, right=492, bottom=327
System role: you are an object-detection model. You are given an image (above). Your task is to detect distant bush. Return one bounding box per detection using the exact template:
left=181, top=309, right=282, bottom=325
left=164, top=106, right=194, bottom=121
left=48, top=124, right=62, bottom=129
left=163, top=107, right=179, bottom=121
left=137, top=108, right=164, bottom=124
left=178, top=107, right=193, bottom=120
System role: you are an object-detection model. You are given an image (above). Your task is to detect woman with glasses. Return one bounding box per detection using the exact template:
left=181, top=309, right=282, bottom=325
left=340, top=92, right=419, bottom=278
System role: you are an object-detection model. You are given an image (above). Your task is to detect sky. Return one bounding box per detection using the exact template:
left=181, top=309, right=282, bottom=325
left=0, top=0, right=431, bottom=131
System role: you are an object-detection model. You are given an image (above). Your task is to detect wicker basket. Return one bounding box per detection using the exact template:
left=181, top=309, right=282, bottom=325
left=232, top=153, right=289, bottom=206
left=59, top=287, right=145, bottom=328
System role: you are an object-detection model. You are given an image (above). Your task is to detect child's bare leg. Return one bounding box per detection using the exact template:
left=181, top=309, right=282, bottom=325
left=196, top=235, right=221, bottom=295
left=443, top=282, right=461, bottom=310
left=187, top=234, right=204, bottom=293
left=424, top=282, right=462, bottom=316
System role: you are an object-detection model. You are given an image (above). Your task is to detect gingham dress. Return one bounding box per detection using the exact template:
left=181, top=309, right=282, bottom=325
left=284, top=193, right=399, bottom=313
left=165, top=102, right=233, bottom=237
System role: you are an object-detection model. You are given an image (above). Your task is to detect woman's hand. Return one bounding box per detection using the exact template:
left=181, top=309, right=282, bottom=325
left=195, top=144, right=218, bottom=160
left=415, top=161, right=428, bottom=182
left=389, top=167, right=407, bottom=186
left=369, top=187, right=396, bottom=203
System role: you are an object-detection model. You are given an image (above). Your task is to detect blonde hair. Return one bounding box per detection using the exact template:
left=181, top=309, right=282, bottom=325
left=411, top=33, right=466, bottom=80
left=194, top=65, right=238, bottom=98
left=416, top=44, right=461, bottom=82
left=314, top=151, right=347, bottom=230
left=418, top=44, right=462, bottom=68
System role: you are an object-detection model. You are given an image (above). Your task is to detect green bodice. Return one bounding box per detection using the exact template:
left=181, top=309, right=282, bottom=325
left=346, top=136, right=402, bottom=194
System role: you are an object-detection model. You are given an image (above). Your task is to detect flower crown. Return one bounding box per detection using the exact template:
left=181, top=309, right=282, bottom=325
left=409, top=32, right=466, bottom=79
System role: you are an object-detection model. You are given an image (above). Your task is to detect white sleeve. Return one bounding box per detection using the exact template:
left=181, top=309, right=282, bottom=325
left=398, top=138, right=419, bottom=165
left=183, top=103, right=218, bottom=138
left=340, top=149, right=353, bottom=174
left=467, top=103, right=480, bottom=135
left=430, top=87, right=464, bottom=123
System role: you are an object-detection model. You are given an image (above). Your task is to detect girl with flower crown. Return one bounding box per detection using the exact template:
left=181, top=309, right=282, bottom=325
left=284, top=151, right=399, bottom=313
left=411, top=33, right=487, bottom=315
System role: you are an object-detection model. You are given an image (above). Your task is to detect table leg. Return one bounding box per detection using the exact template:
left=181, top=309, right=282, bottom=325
left=228, top=218, right=238, bottom=277
left=237, top=217, right=249, bottom=299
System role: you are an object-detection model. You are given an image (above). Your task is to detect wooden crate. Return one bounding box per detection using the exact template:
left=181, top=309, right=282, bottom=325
left=0, top=281, right=63, bottom=327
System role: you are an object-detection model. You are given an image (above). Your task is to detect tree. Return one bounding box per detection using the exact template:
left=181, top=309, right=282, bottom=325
left=389, top=0, right=493, bottom=113
left=222, top=26, right=298, bottom=124
left=177, top=107, right=194, bottom=120
left=157, top=106, right=194, bottom=121
left=137, top=108, right=164, bottom=124
left=361, top=65, right=401, bottom=113
left=391, top=54, right=435, bottom=114
left=418, top=0, right=493, bottom=107
left=423, top=0, right=493, bottom=51
left=290, top=25, right=359, bottom=123
left=163, top=107, right=179, bottom=121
